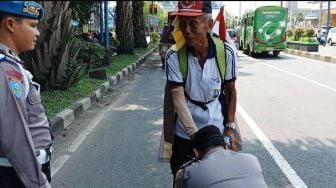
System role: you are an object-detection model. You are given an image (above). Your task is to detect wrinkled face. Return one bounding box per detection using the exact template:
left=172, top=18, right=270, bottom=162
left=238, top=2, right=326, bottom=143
left=11, top=18, right=40, bottom=53
left=179, top=15, right=209, bottom=48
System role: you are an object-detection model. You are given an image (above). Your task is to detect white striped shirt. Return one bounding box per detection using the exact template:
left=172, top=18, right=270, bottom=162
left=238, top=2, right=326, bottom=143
left=166, top=35, right=238, bottom=139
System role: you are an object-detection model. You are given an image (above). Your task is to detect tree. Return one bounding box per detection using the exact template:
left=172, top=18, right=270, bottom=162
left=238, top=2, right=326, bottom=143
left=116, top=1, right=134, bottom=54
left=20, top=2, right=86, bottom=90
left=296, top=12, right=305, bottom=23
left=132, top=1, right=147, bottom=48
left=69, top=1, right=99, bottom=28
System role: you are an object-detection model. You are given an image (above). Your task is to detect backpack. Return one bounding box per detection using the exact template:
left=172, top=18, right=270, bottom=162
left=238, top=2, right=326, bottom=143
left=178, top=37, right=226, bottom=83
left=159, top=36, right=227, bottom=162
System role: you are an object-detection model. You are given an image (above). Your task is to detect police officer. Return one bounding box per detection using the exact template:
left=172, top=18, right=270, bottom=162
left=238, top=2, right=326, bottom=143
left=174, top=125, right=268, bottom=188
left=0, top=1, right=53, bottom=188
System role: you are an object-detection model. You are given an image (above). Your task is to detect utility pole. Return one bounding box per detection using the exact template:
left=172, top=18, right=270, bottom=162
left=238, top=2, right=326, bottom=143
left=325, top=0, right=331, bottom=43
left=152, top=1, right=155, bottom=33
left=239, top=1, right=241, bottom=21
left=104, top=1, right=109, bottom=49
left=318, top=1, right=322, bottom=31
left=99, top=1, right=103, bottom=45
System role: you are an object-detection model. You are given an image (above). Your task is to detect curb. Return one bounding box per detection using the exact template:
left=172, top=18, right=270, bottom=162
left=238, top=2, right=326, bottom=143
left=283, top=48, right=336, bottom=64
left=50, top=47, right=158, bottom=135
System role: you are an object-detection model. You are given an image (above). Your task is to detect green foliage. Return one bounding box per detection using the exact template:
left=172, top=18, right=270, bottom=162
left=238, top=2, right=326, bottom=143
left=305, top=28, right=315, bottom=38
left=42, top=77, right=104, bottom=117
left=69, top=1, right=99, bottom=26
left=143, top=1, right=167, bottom=28
left=151, top=32, right=160, bottom=43
left=110, top=37, right=120, bottom=50
left=287, top=36, right=295, bottom=41
left=77, top=38, right=106, bottom=68
left=294, top=28, right=305, bottom=41
left=42, top=42, right=158, bottom=117
left=286, top=30, right=293, bottom=37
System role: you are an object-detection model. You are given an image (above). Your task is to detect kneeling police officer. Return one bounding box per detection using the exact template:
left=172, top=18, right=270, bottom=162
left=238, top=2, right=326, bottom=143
left=174, top=125, right=268, bottom=188
left=0, top=1, right=53, bottom=188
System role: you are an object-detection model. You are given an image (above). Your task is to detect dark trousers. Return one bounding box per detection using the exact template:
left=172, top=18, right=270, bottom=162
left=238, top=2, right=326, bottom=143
left=170, top=134, right=195, bottom=180
left=0, top=162, right=51, bottom=188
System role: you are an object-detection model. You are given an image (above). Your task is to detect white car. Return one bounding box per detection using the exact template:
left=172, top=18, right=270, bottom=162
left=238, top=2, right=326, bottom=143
left=327, top=27, right=336, bottom=46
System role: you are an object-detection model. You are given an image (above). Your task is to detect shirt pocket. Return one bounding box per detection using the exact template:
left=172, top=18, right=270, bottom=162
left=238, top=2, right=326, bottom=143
left=203, top=77, right=221, bottom=101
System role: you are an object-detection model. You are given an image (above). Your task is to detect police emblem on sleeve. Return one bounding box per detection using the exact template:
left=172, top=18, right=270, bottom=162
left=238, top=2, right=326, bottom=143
left=6, top=70, right=24, bottom=99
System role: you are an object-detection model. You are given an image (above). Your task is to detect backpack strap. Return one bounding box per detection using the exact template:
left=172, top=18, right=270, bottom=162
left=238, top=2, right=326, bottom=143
left=178, top=45, right=188, bottom=81
left=178, top=36, right=226, bottom=83
left=213, top=37, right=226, bottom=82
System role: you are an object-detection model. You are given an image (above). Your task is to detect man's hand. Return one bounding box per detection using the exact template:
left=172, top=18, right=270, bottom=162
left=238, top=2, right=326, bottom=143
left=223, top=127, right=238, bottom=151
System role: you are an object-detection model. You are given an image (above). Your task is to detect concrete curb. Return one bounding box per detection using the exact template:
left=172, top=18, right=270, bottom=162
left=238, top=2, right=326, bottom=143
left=283, top=48, right=336, bottom=64
left=50, top=47, right=158, bottom=135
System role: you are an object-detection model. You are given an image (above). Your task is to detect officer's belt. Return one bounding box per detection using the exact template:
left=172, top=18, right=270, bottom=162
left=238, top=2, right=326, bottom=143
left=0, top=149, right=52, bottom=167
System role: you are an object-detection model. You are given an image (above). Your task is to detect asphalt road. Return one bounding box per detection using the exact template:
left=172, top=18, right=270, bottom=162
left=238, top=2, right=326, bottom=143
left=50, top=50, right=336, bottom=188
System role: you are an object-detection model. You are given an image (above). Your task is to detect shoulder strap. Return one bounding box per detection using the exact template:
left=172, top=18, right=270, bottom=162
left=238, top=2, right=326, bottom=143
left=213, top=37, right=226, bottom=82
left=178, top=45, right=188, bottom=80
left=178, top=37, right=226, bottom=82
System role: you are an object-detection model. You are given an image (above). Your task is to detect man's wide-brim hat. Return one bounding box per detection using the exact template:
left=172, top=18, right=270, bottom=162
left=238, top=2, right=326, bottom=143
left=0, top=1, right=44, bottom=20
left=171, top=1, right=212, bottom=17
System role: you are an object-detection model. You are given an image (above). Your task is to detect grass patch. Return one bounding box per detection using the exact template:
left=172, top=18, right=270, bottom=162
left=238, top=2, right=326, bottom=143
left=42, top=42, right=158, bottom=118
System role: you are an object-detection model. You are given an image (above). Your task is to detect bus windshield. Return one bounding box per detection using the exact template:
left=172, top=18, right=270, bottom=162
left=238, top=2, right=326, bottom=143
left=254, top=7, right=287, bottom=44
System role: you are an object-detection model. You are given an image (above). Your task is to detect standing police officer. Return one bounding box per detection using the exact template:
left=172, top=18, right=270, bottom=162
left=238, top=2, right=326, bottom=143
left=0, top=1, right=53, bottom=188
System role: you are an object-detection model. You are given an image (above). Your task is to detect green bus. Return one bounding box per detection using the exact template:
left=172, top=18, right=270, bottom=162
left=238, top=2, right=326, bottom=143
left=239, top=5, right=287, bottom=57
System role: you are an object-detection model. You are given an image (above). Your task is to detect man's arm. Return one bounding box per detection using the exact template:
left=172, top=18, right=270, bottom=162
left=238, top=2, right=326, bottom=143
left=225, top=80, right=237, bottom=123
left=169, top=84, right=198, bottom=138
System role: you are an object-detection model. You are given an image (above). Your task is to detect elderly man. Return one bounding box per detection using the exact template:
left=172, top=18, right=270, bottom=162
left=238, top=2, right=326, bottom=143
left=164, top=1, right=239, bottom=182
left=0, top=1, right=53, bottom=188
left=174, top=125, right=268, bottom=188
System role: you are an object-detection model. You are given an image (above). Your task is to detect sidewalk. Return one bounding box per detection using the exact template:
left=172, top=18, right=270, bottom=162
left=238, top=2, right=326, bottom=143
left=50, top=47, right=158, bottom=135
left=283, top=45, right=336, bottom=64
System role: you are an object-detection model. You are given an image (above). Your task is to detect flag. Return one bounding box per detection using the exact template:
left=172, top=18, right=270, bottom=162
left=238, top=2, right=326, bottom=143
left=213, top=6, right=227, bottom=41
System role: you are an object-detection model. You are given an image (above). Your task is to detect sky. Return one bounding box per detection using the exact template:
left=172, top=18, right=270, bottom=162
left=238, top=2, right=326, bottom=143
left=218, top=1, right=313, bottom=18
left=107, top=1, right=314, bottom=18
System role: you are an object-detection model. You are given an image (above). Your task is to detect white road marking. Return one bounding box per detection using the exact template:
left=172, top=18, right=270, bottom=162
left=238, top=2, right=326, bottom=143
left=238, top=103, right=308, bottom=188
left=51, top=112, right=106, bottom=177
left=257, top=62, right=336, bottom=92
left=67, top=113, right=105, bottom=152
left=51, top=155, right=70, bottom=177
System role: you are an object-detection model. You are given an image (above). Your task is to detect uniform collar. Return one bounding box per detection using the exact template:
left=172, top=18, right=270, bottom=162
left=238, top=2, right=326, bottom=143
left=0, top=43, right=23, bottom=64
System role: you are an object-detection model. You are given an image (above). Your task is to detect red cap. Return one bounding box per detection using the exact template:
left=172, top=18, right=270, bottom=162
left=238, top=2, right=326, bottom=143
left=171, top=1, right=212, bottom=17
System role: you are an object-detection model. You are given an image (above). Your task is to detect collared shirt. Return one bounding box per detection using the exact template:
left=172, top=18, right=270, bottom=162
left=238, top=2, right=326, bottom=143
left=166, top=34, right=238, bottom=139
left=0, top=43, right=52, bottom=187
left=175, top=147, right=268, bottom=188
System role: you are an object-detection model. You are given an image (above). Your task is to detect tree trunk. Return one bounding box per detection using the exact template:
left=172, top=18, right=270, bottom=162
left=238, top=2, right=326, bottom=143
left=132, top=1, right=147, bottom=48
left=116, top=1, right=134, bottom=54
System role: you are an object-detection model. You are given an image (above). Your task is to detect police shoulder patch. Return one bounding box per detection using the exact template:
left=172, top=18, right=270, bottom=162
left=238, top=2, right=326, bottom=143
left=5, top=70, right=24, bottom=99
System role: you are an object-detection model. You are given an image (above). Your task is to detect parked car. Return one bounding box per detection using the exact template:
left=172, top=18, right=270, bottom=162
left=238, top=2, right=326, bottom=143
left=327, top=27, right=336, bottom=46
left=227, top=29, right=240, bottom=50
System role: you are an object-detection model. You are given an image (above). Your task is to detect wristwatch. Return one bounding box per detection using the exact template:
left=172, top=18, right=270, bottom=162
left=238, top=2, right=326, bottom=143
left=225, top=122, right=236, bottom=130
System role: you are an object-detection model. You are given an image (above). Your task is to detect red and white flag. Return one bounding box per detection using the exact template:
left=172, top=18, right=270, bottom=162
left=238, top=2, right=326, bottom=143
left=212, top=6, right=227, bottom=41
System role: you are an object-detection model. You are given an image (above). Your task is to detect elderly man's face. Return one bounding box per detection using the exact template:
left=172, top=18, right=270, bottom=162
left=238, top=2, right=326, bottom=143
left=179, top=15, right=210, bottom=48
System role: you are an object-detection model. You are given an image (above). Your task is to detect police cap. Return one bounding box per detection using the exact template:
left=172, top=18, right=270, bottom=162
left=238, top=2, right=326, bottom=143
left=192, top=125, right=225, bottom=151
left=0, top=1, right=44, bottom=20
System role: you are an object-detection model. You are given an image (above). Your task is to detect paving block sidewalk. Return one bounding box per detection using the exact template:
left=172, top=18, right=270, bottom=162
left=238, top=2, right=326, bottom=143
left=50, top=47, right=158, bottom=135
left=284, top=48, right=336, bottom=64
